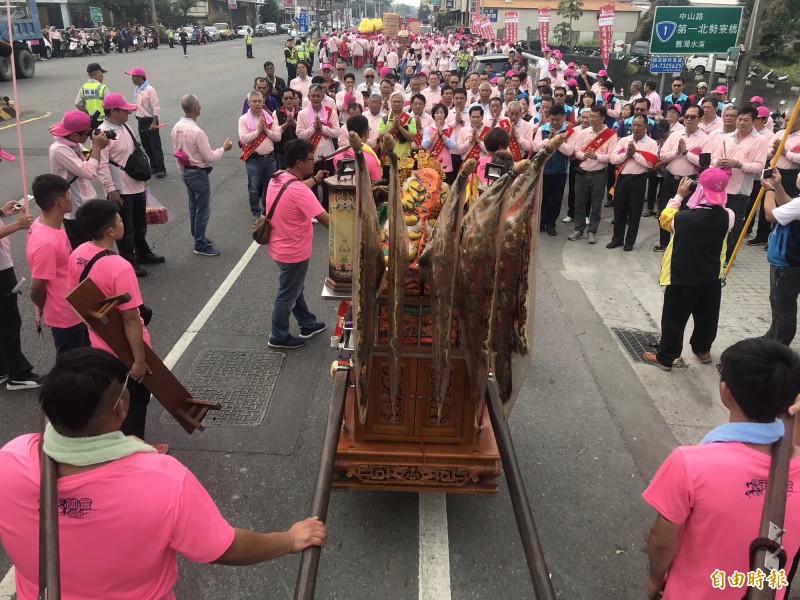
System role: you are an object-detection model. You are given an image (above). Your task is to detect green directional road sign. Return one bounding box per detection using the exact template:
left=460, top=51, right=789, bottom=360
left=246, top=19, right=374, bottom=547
left=89, top=6, right=103, bottom=24
left=649, top=6, right=743, bottom=54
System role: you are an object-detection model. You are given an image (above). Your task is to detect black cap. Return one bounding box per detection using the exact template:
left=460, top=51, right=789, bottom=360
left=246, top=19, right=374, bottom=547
left=87, top=62, right=107, bottom=74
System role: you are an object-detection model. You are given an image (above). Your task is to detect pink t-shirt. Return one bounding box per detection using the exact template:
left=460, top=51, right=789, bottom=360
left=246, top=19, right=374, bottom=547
left=264, top=171, right=323, bottom=263
left=66, top=242, right=151, bottom=354
left=0, top=434, right=235, bottom=600
left=643, top=442, right=800, bottom=599
left=25, top=218, right=81, bottom=328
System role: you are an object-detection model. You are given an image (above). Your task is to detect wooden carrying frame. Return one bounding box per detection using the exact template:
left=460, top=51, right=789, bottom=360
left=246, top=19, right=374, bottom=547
left=66, top=278, right=220, bottom=433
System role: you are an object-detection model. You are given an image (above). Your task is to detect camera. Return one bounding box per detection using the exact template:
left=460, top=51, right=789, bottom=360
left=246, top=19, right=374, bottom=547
left=485, top=161, right=509, bottom=184
left=90, top=111, right=116, bottom=140
left=95, top=128, right=116, bottom=139
left=688, top=179, right=699, bottom=194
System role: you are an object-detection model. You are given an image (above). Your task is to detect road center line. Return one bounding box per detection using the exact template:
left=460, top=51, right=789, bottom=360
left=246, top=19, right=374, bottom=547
left=419, top=492, right=452, bottom=600
left=0, top=241, right=261, bottom=597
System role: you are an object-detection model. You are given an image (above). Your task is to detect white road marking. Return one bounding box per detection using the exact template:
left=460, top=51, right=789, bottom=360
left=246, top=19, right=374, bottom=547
left=0, top=242, right=262, bottom=598
left=419, top=493, right=452, bottom=600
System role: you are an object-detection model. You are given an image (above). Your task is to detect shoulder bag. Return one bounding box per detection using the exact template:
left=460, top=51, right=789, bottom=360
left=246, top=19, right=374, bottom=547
left=252, top=173, right=301, bottom=245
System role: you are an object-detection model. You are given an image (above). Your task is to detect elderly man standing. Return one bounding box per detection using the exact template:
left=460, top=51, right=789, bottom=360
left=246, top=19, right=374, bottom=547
left=171, top=94, right=233, bottom=257
left=265, top=139, right=329, bottom=349
left=239, top=90, right=282, bottom=219
left=126, top=67, right=166, bottom=179
left=296, top=84, right=339, bottom=209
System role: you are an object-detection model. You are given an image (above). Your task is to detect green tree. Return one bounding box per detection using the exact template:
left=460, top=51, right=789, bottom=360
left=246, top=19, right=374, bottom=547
left=259, top=0, right=282, bottom=24
left=739, top=0, right=800, bottom=63
left=555, top=0, right=582, bottom=46
left=418, top=5, right=431, bottom=23
left=175, top=0, right=199, bottom=19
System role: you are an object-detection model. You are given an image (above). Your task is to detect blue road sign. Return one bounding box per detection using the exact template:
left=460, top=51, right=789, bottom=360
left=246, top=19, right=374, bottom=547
left=292, top=17, right=299, bottom=25
left=649, top=55, right=684, bottom=74
left=299, top=12, right=309, bottom=33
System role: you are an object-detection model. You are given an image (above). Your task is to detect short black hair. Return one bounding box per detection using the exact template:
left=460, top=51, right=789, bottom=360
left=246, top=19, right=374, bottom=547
left=311, top=75, right=325, bottom=85
left=489, top=97, right=502, bottom=107
left=539, top=85, right=553, bottom=97
left=590, top=104, right=608, bottom=118
left=284, top=139, right=314, bottom=168
left=634, top=97, right=651, bottom=109
left=453, top=87, right=467, bottom=98
left=32, top=173, right=70, bottom=212
left=469, top=105, right=484, bottom=117
left=77, top=199, right=119, bottom=240
left=346, top=114, right=369, bottom=138
left=720, top=339, right=800, bottom=422
left=263, top=60, right=274, bottom=69
left=441, top=84, right=453, bottom=94
left=656, top=119, right=671, bottom=133
left=411, top=93, right=426, bottom=105
left=484, top=128, right=510, bottom=152
left=672, top=76, right=684, bottom=84
left=344, top=72, right=356, bottom=82
left=684, top=105, right=701, bottom=118
left=739, top=106, right=758, bottom=120
left=41, top=348, right=128, bottom=435
left=549, top=104, right=566, bottom=117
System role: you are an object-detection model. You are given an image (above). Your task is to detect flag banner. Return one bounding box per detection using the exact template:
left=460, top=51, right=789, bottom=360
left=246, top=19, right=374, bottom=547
left=598, top=3, right=615, bottom=68
left=538, top=7, right=550, bottom=48
left=505, top=10, right=518, bottom=44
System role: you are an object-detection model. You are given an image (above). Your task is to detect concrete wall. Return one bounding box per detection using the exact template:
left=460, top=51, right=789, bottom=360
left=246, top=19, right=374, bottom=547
left=493, top=9, right=641, bottom=44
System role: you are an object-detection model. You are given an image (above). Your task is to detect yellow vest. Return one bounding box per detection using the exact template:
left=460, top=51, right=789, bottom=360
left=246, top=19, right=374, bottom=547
left=245, top=33, right=253, bottom=44
left=81, top=81, right=107, bottom=117
left=285, top=46, right=297, bottom=64
left=296, top=43, right=307, bottom=60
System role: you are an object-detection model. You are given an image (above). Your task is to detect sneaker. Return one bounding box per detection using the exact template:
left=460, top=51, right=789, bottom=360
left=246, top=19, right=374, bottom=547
left=587, top=232, right=597, bottom=244
left=562, top=216, right=573, bottom=223
left=0, top=374, right=7, bottom=385
left=643, top=351, right=672, bottom=372
left=194, top=246, right=220, bottom=257
left=746, top=238, right=767, bottom=246
left=693, top=351, right=713, bottom=364
left=268, top=335, right=306, bottom=349
left=567, top=230, right=583, bottom=241
left=7, top=373, right=43, bottom=390
left=299, top=322, right=327, bottom=339
left=586, top=217, right=590, bottom=225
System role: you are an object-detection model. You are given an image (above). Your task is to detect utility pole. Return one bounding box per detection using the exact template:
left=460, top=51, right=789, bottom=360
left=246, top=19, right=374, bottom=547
left=730, top=0, right=766, bottom=105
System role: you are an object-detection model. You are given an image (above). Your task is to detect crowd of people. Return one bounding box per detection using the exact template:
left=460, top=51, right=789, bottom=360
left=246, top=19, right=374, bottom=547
left=41, top=23, right=161, bottom=59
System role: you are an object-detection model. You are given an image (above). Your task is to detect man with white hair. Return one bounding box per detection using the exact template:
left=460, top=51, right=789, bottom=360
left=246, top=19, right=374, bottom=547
left=356, top=68, right=379, bottom=96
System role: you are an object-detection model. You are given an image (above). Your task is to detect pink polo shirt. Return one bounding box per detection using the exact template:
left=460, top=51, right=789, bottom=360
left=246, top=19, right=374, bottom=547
left=170, top=117, right=225, bottom=169
left=572, top=126, right=616, bottom=171
left=711, top=129, right=770, bottom=195
left=67, top=242, right=151, bottom=355
left=776, top=129, right=800, bottom=170
left=609, top=134, right=659, bottom=175
left=134, top=84, right=161, bottom=119
left=238, top=111, right=282, bottom=156
left=264, top=171, right=324, bottom=263
left=98, top=121, right=147, bottom=195
left=25, top=218, right=81, bottom=329
left=0, top=433, right=235, bottom=600
left=49, top=137, right=100, bottom=219
left=659, top=128, right=709, bottom=177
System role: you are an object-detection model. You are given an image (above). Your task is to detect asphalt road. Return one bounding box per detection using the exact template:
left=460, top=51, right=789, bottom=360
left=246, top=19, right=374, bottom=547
left=0, top=36, right=677, bottom=599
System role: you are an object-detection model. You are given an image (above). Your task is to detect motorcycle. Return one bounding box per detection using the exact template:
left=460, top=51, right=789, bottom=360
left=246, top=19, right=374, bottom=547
left=771, top=99, right=787, bottom=131
left=763, top=68, right=790, bottom=82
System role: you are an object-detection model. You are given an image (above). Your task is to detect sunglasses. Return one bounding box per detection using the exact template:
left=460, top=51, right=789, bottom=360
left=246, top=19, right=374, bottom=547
left=366, top=74, right=374, bottom=77
left=112, top=372, right=131, bottom=412
left=684, top=114, right=699, bottom=119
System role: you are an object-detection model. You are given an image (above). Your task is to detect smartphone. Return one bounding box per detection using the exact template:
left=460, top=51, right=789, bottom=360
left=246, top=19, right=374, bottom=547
left=762, top=168, right=774, bottom=179
left=13, top=201, right=23, bottom=211
left=699, top=152, right=711, bottom=170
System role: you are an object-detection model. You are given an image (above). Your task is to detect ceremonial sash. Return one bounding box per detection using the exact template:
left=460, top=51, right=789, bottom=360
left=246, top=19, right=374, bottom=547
left=413, top=116, right=423, bottom=146
left=428, top=126, right=453, bottom=158
left=309, top=106, right=334, bottom=154
left=240, top=131, right=267, bottom=161
left=609, top=149, right=658, bottom=196
left=498, top=119, right=522, bottom=161
left=465, top=126, right=490, bottom=161
left=578, top=127, right=615, bottom=167
left=389, top=111, right=411, bottom=140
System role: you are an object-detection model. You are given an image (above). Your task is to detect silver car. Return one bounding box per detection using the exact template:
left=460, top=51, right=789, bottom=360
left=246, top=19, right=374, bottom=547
left=204, top=26, right=221, bottom=42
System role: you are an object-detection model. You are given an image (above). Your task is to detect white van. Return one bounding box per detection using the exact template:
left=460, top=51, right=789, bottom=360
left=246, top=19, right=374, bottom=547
left=265, top=22, right=277, bottom=35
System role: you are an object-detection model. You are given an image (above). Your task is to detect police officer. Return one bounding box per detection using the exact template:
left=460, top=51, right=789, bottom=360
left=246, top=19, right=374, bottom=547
left=296, top=37, right=308, bottom=72
left=245, top=27, right=254, bottom=59
left=76, top=62, right=109, bottom=121
left=284, top=38, right=298, bottom=83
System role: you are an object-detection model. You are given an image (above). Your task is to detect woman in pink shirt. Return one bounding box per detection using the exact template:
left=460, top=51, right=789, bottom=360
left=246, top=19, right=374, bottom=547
left=421, top=103, right=458, bottom=184
left=644, top=338, right=800, bottom=600
left=334, top=115, right=382, bottom=181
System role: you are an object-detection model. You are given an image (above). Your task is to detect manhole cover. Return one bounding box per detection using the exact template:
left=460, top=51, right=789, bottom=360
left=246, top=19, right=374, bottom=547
left=611, top=328, right=688, bottom=368
left=160, top=348, right=284, bottom=427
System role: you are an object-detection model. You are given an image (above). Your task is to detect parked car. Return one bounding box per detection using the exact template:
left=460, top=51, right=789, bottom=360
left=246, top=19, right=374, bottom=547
left=685, top=54, right=735, bottom=76
left=236, top=26, right=251, bottom=38
left=264, top=22, right=277, bottom=35
left=280, top=23, right=293, bottom=33
left=203, top=26, right=220, bottom=42
left=212, top=22, right=234, bottom=40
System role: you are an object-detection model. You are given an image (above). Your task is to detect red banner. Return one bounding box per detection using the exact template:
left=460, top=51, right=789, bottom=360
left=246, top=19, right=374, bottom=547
left=538, top=7, right=550, bottom=49
left=482, top=16, right=495, bottom=40
left=471, top=12, right=481, bottom=36
left=505, top=10, right=519, bottom=44
left=598, top=3, right=615, bottom=68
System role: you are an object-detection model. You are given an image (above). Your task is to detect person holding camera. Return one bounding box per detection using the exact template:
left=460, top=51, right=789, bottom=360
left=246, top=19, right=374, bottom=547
left=98, top=93, right=164, bottom=277
left=643, top=169, right=734, bottom=371
left=48, top=110, right=109, bottom=250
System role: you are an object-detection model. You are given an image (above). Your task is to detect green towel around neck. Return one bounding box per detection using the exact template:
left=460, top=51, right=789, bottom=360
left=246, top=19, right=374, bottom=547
left=43, top=422, right=157, bottom=466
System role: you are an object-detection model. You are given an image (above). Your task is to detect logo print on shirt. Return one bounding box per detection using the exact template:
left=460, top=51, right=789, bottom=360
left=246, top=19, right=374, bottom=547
left=58, top=497, right=93, bottom=518
left=745, top=480, right=796, bottom=498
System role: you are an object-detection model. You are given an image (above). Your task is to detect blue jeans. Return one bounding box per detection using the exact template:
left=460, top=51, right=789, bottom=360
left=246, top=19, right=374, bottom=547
left=181, top=169, right=212, bottom=251
left=270, top=259, right=317, bottom=341
left=51, top=322, right=89, bottom=358
left=245, top=153, right=277, bottom=216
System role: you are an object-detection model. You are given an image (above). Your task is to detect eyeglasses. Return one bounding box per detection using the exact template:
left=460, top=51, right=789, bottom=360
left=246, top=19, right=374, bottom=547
left=112, top=372, right=131, bottom=412
left=365, top=74, right=374, bottom=77
left=684, top=114, right=699, bottom=119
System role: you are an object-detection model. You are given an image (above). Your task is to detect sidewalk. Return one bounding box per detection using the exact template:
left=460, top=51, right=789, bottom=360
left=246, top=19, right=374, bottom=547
left=556, top=210, right=786, bottom=446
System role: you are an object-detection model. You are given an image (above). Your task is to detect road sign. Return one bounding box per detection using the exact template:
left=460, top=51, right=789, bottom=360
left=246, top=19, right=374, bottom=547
left=482, top=8, right=498, bottom=22
left=650, top=6, right=743, bottom=54
left=292, top=16, right=299, bottom=25
left=298, top=12, right=308, bottom=33
left=649, top=55, right=684, bottom=74
left=89, top=6, right=102, bottom=24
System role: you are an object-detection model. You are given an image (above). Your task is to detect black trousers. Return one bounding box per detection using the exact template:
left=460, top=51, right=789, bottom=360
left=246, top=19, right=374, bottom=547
left=567, top=159, right=578, bottom=218
left=51, top=323, right=89, bottom=358
left=657, top=175, right=680, bottom=248
left=764, top=265, right=800, bottom=346
left=117, top=192, right=151, bottom=266
left=611, top=173, right=647, bottom=247
left=286, top=62, right=297, bottom=83
left=606, top=163, right=616, bottom=203
left=121, top=378, right=151, bottom=439
left=645, top=172, right=661, bottom=211
left=246, top=43, right=253, bottom=58
left=656, top=281, right=722, bottom=366
left=137, top=117, right=165, bottom=173
left=315, top=159, right=334, bottom=210
left=63, top=218, right=90, bottom=250
left=541, top=172, right=568, bottom=228
left=0, top=267, right=33, bottom=380
left=725, top=193, right=749, bottom=261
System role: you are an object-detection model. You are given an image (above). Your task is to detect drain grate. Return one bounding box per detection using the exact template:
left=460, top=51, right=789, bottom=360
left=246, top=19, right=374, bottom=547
left=160, top=348, right=284, bottom=427
left=612, top=328, right=660, bottom=363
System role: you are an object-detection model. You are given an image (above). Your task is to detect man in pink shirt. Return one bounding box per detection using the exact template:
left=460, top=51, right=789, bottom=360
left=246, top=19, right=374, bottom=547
left=98, top=93, right=164, bottom=277
left=0, top=347, right=328, bottom=600
left=643, top=338, right=800, bottom=600
left=296, top=84, right=340, bottom=210
left=171, top=94, right=234, bottom=256
left=126, top=67, right=167, bottom=178
left=265, top=139, right=329, bottom=349
left=27, top=174, right=88, bottom=357
left=238, top=90, right=282, bottom=219
left=644, top=80, right=662, bottom=118
left=421, top=72, right=442, bottom=112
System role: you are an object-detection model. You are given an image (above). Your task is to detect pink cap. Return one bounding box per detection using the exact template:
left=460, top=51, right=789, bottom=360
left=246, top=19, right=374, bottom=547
left=756, top=106, right=771, bottom=118
left=49, top=110, right=91, bottom=137
left=321, top=63, right=333, bottom=71
left=564, top=68, right=575, bottom=77
left=553, top=49, right=562, bottom=58
left=548, top=63, right=557, bottom=71
left=567, top=61, right=576, bottom=67
left=124, top=66, right=147, bottom=78
left=714, top=85, right=728, bottom=94
left=597, top=69, right=608, bottom=77
left=542, top=46, right=550, bottom=52
left=696, top=168, right=730, bottom=207
left=379, top=66, right=390, bottom=77
left=490, top=76, right=499, bottom=84
left=749, top=95, right=764, bottom=104
left=102, top=93, right=137, bottom=112
left=566, top=78, right=578, bottom=86
left=506, top=70, right=516, bottom=77
left=667, top=104, right=682, bottom=114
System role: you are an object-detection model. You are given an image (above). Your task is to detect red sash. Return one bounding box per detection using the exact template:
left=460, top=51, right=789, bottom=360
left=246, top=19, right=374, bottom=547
left=413, top=115, right=423, bottom=146
left=309, top=106, right=334, bottom=154
left=429, top=126, right=453, bottom=158
left=498, top=119, right=522, bottom=161
left=389, top=111, right=412, bottom=141
left=609, top=149, right=658, bottom=196
left=578, top=127, right=615, bottom=167
left=240, top=126, right=268, bottom=162
left=465, top=126, right=490, bottom=161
